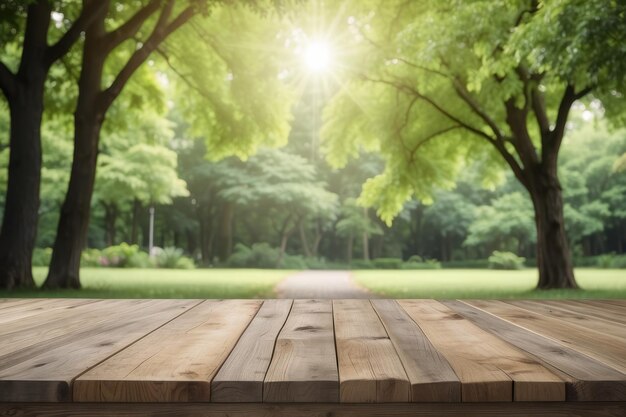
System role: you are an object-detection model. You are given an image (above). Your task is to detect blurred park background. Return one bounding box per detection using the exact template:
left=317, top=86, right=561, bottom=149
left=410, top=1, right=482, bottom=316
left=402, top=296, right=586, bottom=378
left=0, top=0, right=624, bottom=297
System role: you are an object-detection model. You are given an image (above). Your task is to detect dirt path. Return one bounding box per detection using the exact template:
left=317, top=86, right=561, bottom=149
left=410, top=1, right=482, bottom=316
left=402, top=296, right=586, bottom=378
left=274, top=270, right=375, bottom=299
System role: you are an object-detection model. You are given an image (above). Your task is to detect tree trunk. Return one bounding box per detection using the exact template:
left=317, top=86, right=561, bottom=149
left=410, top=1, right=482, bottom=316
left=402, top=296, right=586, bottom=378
left=216, top=203, right=234, bottom=261
left=299, top=221, right=312, bottom=257
left=527, top=170, right=577, bottom=289
left=103, top=203, right=117, bottom=246
left=44, top=19, right=107, bottom=289
left=130, top=199, right=141, bottom=244
left=0, top=2, right=51, bottom=290
left=0, top=82, right=45, bottom=289
left=346, top=233, right=353, bottom=265
left=44, top=111, right=104, bottom=288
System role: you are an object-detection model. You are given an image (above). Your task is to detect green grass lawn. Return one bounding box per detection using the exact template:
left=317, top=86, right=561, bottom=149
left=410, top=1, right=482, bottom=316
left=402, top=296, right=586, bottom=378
left=0, top=267, right=624, bottom=299
left=353, top=268, right=626, bottom=299
left=0, top=267, right=291, bottom=299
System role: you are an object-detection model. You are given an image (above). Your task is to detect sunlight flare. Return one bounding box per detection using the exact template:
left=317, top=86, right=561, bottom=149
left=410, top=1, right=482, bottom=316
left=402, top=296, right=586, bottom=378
left=302, top=39, right=333, bottom=73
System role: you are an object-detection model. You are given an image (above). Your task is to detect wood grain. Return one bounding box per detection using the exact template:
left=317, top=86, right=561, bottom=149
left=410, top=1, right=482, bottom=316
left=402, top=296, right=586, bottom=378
left=0, top=299, right=99, bottom=326
left=2, top=402, right=625, bottom=417
left=371, top=300, right=461, bottom=402
left=507, top=300, right=626, bottom=341
left=400, top=300, right=563, bottom=402
left=211, top=300, right=292, bottom=402
left=467, top=300, right=626, bottom=373
left=263, top=299, right=338, bottom=402
left=74, top=300, right=261, bottom=402
left=0, top=299, right=199, bottom=402
left=333, top=300, right=409, bottom=403
left=444, top=300, right=626, bottom=401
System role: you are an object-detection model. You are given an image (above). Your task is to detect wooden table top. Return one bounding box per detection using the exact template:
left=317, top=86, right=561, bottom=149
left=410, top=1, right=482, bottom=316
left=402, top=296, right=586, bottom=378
left=0, top=298, right=625, bottom=404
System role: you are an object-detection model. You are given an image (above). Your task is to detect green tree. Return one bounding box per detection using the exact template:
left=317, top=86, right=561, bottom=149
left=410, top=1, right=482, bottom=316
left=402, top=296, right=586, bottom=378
left=335, top=198, right=382, bottom=264
left=0, top=1, right=105, bottom=289
left=220, top=148, right=338, bottom=264
left=322, top=0, right=626, bottom=288
left=44, top=1, right=293, bottom=288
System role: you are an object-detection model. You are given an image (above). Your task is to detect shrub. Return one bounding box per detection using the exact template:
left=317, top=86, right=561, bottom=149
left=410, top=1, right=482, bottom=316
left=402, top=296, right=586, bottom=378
left=100, top=242, right=151, bottom=268
left=372, top=258, right=403, bottom=269
left=441, top=259, right=490, bottom=269
left=593, top=253, right=626, bottom=269
left=610, top=255, right=626, bottom=269
left=350, top=260, right=374, bottom=269
left=281, top=255, right=308, bottom=269
left=32, top=247, right=52, bottom=267
left=401, top=259, right=442, bottom=270
left=81, top=248, right=103, bottom=267
left=155, top=247, right=195, bottom=269
left=407, top=255, right=424, bottom=263
left=488, top=251, right=525, bottom=270
left=227, top=243, right=280, bottom=268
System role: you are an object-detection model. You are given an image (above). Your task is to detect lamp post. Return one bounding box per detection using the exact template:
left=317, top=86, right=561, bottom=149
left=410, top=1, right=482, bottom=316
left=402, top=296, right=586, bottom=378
left=148, top=205, right=155, bottom=256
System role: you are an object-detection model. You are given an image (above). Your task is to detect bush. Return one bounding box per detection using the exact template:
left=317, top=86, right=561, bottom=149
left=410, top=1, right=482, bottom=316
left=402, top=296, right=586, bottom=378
left=441, top=259, right=490, bottom=269
left=101, top=243, right=145, bottom=267
left=610, top=255, right=626, bottom=268
left=81, top=248, right=103, bottom=267
left=155, top=247, right=195, bottom=269
left=372, top=258, right=403, bottom=269
left=592, top=253, right=626, bottom=269
left=488, top=251, right=525, bottom=270
left=401, top=259, right=442, bottom=270
left=32, top=247, right=52, bottom=267
left=407, top=255, right=424, bottom=263
left=350, top=260, right=374, bottom=269
left=281, top=255, right=308, bottom=269
left=227, top=243, right=280, bottom=268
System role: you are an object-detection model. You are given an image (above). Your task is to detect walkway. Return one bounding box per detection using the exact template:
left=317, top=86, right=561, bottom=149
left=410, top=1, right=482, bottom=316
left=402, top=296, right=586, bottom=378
left=274, top=270, right=374, bottom=299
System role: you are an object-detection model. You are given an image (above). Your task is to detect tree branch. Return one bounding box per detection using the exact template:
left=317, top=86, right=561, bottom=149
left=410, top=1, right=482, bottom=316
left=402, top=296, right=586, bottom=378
left=452, top=79, right=505, bottom=140
left=364, top=76, right=497, bottom=144
left=102, top=0, right=162, bottom=53
left=408, top=125, right=461, bottom=160
left=546, top=84, right=593, bottom=165
left=100, top=3, right=195, bottom=110
left=0, top=61, right=16, bottom=99
left=46, top=0, right=108, bottom=66
left=531, top=85, right=550, bottom=136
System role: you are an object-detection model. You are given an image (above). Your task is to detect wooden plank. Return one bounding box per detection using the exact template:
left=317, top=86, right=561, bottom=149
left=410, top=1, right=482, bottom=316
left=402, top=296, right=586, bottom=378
left=572, top=300, right=626, bottom=324
left=467, top=300, right=626, bottom=373
left=0, top=299, right=159, bottom=363
left=211, top=300, right=292, bottom=402
left=263, top=299, right=338, bottom=402
left=444, top=300, right=626, bottom=401
left=0, top=299, right=199, bottom=402
left=535, top=300, right=626, bottom=326
left=400, top=300, right=563, bottom=402
left=371, top=299, right=461, bottom=402
left=0, top=298, right=99, bottom=326
left=2, top=402, right=626, bottom=417
left=74, top=300, right=261, bottom=402
left=333, top=300, right=409, bottom=403
left=507, top=300, right=626, bottom=341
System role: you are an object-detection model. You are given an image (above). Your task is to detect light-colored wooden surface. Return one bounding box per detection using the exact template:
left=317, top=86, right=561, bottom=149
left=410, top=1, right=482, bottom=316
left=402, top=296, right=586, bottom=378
left=371, top=299, right=461, bottom=402
left=400, top=300, right=564, bottom=402
left=211, top=299, right=292, bottom=402
left=467, top=300, right=626, bottom=373
left=0, top=299, right=199, bottom=402
left=333, top=300, right=409, bottom=403
left=0, top=298, right=625, bottom=406
left=263, top=299, right=339, bottom=402
left=74, top=300, right=260, bottom=402
left=444, top=300, right=626, bottom=401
